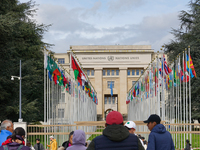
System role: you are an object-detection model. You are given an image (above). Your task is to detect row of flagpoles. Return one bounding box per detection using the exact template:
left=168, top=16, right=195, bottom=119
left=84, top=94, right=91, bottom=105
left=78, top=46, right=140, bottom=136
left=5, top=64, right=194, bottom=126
left=43, top=48, right=97, bottom=127
left=126, top=46, right=196, bottom=149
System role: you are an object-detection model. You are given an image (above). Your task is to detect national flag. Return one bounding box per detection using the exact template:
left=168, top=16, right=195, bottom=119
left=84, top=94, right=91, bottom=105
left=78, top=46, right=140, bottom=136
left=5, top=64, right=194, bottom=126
left=164, top=55, right=172, bottom=75
left=71, top=56, right=80, bottom=80
left=110, top=81, right=113, bottom=96
left=186, top=54, right=196, bottom=78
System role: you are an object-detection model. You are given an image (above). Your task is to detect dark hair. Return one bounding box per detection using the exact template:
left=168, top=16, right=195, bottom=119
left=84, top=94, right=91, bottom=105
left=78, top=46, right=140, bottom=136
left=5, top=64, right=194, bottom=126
left=69, top=131, right=74, bottom=138
left=26, top=141, right=31, bottom=147
left=11, top=127, right=25, bottom=140
left=36, top=138, right=40, bottom=141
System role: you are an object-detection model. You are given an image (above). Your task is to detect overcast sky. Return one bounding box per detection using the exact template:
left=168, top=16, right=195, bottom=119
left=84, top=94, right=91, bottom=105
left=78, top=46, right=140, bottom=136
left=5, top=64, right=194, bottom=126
left=19, top=0, right=190, bottom=53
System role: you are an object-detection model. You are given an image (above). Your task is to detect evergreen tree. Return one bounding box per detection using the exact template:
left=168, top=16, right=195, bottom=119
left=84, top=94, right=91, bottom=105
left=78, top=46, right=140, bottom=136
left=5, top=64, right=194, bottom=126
left=0, top=0, right=50, bottom=122
left=164, top=0, right=200, bottom=122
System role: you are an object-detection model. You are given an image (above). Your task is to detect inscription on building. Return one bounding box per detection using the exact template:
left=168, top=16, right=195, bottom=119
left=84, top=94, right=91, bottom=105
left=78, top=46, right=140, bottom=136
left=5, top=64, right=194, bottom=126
left=81, top=56, right=139, bottom=61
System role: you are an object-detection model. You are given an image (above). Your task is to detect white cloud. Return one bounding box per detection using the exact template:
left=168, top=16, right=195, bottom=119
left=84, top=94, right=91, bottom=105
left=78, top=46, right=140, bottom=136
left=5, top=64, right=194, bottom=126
left=108, top=0, right=145, bottom=12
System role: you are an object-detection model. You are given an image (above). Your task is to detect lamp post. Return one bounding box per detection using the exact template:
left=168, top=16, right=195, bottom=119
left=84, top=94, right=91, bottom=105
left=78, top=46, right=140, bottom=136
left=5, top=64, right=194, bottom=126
left=11, top=60, right=22, bottom=122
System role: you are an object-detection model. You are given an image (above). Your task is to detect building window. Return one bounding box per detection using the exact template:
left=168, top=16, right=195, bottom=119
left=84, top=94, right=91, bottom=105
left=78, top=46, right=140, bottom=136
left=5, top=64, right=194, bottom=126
left=87, top=70, right=90, bottom=76
left=107, top=70, right=110, bottom=76
left=112, top=70, right=115, bottom=76
left=61, top=93, right=65, bottom=103
left=103, top=70, right=106, bottom=76
left=105, top=97, right=107, bottom=104
left=132, top=70, right=135, bottom=75
left=116, top=70, right=119, bottom=75
left=132, top=81, right=136, bottom=85
left=127, top=70, right=130, bottom=76
left=141, top=70, right=143, bottom=75
left=58, top=58, right=65, bottom=64
left=112, top=97, right=115, bottom=104
left=136, top=69, right=139, bottom=75
left=58, top=109, right=64, bottom=118
left=91, top=70, right=94, bottom=76
left=108, top=97, right=111, bottom=104
left=107, top=81, right=114, bottom=88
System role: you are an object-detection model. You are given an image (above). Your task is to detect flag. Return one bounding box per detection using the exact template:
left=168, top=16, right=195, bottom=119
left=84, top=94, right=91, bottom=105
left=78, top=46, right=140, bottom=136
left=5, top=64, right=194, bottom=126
left=164, top=55, right=172, bottom=75
left=186, top=54, right=196, bottom=78
left=110, top=81, right=113, bottom=96
left=71, top=56, right=80, bottom=80
left=48, top=71, right=52, bottom=81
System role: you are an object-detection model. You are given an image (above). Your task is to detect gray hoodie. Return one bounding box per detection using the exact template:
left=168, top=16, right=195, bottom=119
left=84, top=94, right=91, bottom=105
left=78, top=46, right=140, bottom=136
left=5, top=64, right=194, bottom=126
left=66, top=130, right=86, bottom=150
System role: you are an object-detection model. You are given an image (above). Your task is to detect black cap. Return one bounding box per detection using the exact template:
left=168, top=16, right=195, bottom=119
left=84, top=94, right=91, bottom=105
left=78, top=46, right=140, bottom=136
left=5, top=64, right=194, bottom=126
left=143, top=114, right=161, bottom=124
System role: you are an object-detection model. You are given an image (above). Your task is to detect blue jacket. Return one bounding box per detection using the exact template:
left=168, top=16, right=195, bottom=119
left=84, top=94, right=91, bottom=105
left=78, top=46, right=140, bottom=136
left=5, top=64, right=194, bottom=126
left=147, top=124, right=175, bottom=150
left=0, top=130, right=12, bottom=146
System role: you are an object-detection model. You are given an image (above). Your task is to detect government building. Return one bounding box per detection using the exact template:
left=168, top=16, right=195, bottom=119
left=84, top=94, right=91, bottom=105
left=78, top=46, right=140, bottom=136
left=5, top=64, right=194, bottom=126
left=54, top=45, right=160, bottom=120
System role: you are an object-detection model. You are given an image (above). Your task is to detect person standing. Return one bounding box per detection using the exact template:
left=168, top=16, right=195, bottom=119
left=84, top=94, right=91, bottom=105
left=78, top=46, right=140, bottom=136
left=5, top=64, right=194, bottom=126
left=87, top=111, right=144, bottom=150
left=34, top=139, right=44, bottom=150
left=184, top=139, right=191, bottom=150
left=143, top=114, right=175, bottom=150
left=124, top=121, right=145, bottom=149
left=0, top=127, right=30, bottom=150
left=62, top=131, right=74, bottom=150
left=47, top=136, right=57, bottom=150
left=66, top=130, right=86, bottom=150
left=0, top=120, right=14, bottom=146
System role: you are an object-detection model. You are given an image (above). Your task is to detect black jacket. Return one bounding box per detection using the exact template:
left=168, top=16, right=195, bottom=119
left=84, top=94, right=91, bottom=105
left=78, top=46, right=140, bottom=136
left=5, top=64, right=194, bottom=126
left=86, top=124, right=144, bottom=150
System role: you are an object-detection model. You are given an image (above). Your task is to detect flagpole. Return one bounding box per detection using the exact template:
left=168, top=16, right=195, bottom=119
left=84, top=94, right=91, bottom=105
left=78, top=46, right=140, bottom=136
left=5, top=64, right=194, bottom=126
left=175, top=58, right=178, bottom=148
left=185, top=49, right=188, bottom=139
left=179, top=54, right=183, bottom=148
left=162, top=52, right=165, bottom=120
left=188, top=45, right=192, bottom=143
left=44, top=48, right=47, bottom=147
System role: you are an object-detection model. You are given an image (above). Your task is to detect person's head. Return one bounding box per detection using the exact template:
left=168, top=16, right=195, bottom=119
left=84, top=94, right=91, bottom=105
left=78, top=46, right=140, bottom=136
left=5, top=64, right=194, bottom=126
left=105, top=111, right=124, bottom=127
left=36, top=138, right=40, bottom=143
left=143, top=114, right=161, bottom=131
left=11, top=127, right=26, bottom=142
left=49, top=136, right=54, bottom=141
left=140, top=137, right=145, bottom=141
left=124, top=121, right=136, bottom=134
left=26, top=141, right=31, bottom=147
left=72, top=130, right=86, bottom=145
left=186, top=139, right=190, bottom=144
left=69, top=131, right=74, bottom=145
left=1, top=119, right=14, bottom=133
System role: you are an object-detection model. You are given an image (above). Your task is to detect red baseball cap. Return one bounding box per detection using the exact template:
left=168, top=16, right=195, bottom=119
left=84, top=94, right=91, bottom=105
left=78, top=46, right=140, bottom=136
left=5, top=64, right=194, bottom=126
left=106, top=111, right=123, bottom=125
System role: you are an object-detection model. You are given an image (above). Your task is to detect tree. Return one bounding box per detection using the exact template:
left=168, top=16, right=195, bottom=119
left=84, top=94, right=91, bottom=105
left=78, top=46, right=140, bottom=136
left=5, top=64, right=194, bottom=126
left=164, top=0, right=200, bottom=121
left=0, top=0, right=51, bottom=122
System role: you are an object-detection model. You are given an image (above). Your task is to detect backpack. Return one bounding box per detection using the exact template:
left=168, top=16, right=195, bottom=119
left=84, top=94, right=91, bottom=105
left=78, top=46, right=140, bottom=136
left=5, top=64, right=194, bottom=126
left=3, top=145, right=23, bottom=150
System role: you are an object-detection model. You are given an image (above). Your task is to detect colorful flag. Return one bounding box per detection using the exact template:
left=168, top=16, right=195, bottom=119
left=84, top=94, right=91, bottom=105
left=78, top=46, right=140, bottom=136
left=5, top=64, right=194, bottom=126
left=186, top=54, right=196, bottom=78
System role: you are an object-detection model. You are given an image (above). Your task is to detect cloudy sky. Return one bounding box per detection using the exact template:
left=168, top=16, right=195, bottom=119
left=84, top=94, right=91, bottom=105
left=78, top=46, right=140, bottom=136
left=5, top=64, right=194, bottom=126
left=19, top=0, right=190, bottom=53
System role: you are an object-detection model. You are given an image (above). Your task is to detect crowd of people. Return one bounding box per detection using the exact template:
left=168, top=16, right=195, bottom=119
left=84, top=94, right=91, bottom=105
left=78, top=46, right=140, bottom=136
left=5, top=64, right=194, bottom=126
left=0, top=112, right=193, bottom=150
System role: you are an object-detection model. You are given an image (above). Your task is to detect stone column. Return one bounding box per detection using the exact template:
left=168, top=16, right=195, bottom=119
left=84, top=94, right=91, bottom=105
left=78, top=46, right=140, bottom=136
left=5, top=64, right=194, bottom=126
left=94, top=67, right=103, bottom=120
left=119, top=67, right=127, bottom=114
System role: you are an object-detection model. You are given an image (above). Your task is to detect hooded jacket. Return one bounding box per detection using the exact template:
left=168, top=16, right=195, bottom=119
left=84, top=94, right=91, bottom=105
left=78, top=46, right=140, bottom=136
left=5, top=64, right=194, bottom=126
left=0, top=130, right=12, bottom=146
left=66, top=130, right=86, bottom=150
left=87, top=125, right=144, bottom=150
left=147, top=124, right=175, bottom=150
left=0, top=135, right=30, bottom=150
left=47, top=139, right=57, bottom=150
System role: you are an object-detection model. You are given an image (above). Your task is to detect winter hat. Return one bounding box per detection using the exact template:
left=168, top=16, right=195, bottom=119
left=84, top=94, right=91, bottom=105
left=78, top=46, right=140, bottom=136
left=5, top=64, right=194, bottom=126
left=106, top=111, right=123, bottom=125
